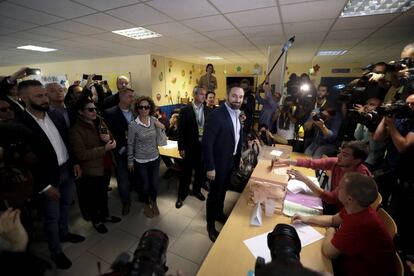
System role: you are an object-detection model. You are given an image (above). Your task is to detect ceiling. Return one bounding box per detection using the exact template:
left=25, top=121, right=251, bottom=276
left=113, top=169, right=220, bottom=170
left=0, top=0, right=413, bottom=67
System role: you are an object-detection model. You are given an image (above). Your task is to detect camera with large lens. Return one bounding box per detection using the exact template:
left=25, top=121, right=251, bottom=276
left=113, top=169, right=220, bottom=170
left=312, top=111, right=327, bottom=122
left=377, top=101, right=414, bottom=119
left=255, top=223, right=302, bottom=274
left=354, top=110, right=382, bottom=132
left=103, top=229, right=169, bottom=276
left=387, top=57, right=413, bottom=72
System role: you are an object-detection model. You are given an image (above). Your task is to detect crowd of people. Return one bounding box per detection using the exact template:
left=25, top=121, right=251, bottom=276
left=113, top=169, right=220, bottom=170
left=0, top=42, right=414, bottom=275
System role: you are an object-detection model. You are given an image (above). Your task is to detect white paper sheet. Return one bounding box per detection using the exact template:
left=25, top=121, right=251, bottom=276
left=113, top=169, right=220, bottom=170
left=292, top=222, right=324, bottom=247
left=243, top=223, right=324, bottom=262
left=270, top=150, right=283, bottom=157
left=287, top=176, right=319, bottom=194
left=161, top=140, right=178, bottom=149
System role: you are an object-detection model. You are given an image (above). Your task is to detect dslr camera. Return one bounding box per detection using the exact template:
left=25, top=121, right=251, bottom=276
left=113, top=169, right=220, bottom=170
left=377, top=101, right=414, bottom=119
left=103, top=229, right=169, bottom=276
left=353, top=110, right=382, bottom=132
left=312, top=111, right=327, bottom=122
left=254, top=224, right=322, bottom=275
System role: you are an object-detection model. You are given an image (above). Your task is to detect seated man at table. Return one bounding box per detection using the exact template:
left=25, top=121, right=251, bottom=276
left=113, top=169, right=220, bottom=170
left=273, top=141, right=371, bottom=214
left=292, top=173, right=397, bottom=276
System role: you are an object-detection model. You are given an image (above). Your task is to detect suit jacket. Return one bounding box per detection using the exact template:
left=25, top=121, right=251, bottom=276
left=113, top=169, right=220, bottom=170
left=16, top=109, right=71, bottom=192
left=202, top=104, right=242, bottom=180
left=103, top=92, right=120, bottom=110
left=177, top=104, right=211, bottom=156
left=103, top=105, right=133, bottom=156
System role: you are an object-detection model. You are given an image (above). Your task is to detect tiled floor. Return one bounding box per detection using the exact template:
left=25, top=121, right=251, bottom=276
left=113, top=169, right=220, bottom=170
left=30, top=163, right=240, bottom=276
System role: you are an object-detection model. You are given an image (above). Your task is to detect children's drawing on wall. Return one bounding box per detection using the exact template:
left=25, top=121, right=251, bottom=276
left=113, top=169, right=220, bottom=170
left=177, top=90, right=181, bottom=104
left=182, top=81, right=186, bottom=89
left=156, top=93, right=161, bottom=102
left=181, top=69, right=185, bottom=77
left=171, top=77, right=176, bottom=84
left=152, top=58, right=157, bottom=68
left=158, top=72, right=163, bottom=81
left=168, top=61, right=173, bottom=73
left=168, top=90, right=173, bottom=105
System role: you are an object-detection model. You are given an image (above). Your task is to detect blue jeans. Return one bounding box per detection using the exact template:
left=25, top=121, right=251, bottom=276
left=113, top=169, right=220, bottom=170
left=134, top=158, right=160, bottom=204
left=42, top=163, right=73, bottom=254
left=114, top=153, right=133, bottom=204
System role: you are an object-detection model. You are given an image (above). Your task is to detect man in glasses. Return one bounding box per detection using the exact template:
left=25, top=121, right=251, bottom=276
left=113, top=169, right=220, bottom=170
left=16, top=80, right=84, bottom=270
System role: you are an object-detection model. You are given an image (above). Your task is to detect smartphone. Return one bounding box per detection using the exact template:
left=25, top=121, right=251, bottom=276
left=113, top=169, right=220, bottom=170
left=26, top=68, right=41, bottom=75
left=82, top=74, right=103, bottom=81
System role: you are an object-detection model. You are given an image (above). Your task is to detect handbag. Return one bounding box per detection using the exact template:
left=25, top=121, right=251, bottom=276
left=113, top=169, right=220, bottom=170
left=228, top=143, right=260, bottom=193
left=155, top=118, right=168, bottom=146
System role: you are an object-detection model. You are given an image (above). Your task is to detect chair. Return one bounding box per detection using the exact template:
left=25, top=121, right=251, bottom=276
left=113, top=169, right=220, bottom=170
left=370, top=193, right=382, bottom=210
left=395, top=252, right=404, bottom=276
left=377, top=207, right=398, bottom=238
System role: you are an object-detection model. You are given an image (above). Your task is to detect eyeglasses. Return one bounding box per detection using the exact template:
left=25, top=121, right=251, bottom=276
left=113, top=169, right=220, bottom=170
left=84, top=107, right=97, bottom=112
left=138, top=105, right=150, bottom=110
left=0, top=107, right=12, bottom=112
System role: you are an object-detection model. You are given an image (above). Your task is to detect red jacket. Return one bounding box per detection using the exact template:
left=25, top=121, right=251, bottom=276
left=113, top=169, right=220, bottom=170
left=296, top=157, right=371, bottom=208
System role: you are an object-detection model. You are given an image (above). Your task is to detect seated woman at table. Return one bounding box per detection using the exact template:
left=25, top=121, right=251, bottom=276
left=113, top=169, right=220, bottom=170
left=273, top=141, right=371, bottom=214
left=292, top=173, right=397, bottom=276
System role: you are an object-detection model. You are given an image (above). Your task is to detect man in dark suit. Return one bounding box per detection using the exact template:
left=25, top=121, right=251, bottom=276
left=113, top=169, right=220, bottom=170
left=16, top=80, right=84, bottom=269
left=103, top=75, right=129, bottom=110
left=176, top=87, right=210, bottom=208
left=202, top=86, right=244, bottom=242
left=103, top=88, right=136, bottom=215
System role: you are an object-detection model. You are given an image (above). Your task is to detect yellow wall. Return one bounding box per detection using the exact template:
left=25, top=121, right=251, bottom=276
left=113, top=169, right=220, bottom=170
left=0, top=55, right=152, bottom=97
left=150, top=55, right=203, bottom=106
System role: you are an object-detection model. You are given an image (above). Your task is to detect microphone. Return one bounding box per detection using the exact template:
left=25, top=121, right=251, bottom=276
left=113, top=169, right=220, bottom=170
left=282, top=36, right=295, bottom=52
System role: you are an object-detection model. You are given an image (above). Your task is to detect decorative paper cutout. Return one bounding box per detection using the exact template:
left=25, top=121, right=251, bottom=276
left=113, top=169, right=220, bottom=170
left=181, top=69, right=185, bottom=77
left=158, top=72, right=163, bottom=81
left=171, top=77, right=177, bottom=84
left=152, top=59, right=157, bottom=68
left=156, top=93, right=161, bottom=101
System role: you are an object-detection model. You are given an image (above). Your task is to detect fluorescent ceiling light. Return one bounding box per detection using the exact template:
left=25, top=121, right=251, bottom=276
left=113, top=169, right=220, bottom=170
left=341, top=0, right=414, bottom=17
left=17, top=45, right=57, bottom=52
left=112, top=27, right=161, bottom=40
left=317, top=50, right=348, bottom=56
left=204, top=56, right=223, bottom=60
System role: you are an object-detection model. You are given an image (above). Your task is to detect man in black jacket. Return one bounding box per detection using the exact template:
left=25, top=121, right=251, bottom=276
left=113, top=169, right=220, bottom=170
left=176, top=87, right=210, bottom=209
left=103, top=88, right=136, bottom=215
left=202, top=86, right=244, bottom=242
left=16, top=80, right=84, bottom=270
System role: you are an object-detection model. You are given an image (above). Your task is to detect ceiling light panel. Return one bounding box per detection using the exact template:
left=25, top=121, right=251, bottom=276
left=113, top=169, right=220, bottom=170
left=17, top=45, right=58, bottom=52
left=341, top=0, right=414, bottom=17
left=112, top=27, right=162, bottom=40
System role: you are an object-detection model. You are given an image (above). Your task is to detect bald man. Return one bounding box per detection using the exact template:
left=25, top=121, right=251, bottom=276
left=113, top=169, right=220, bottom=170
left=103, top=75, right=130, bottom=110
left=46, top=82, right=75, bottom=128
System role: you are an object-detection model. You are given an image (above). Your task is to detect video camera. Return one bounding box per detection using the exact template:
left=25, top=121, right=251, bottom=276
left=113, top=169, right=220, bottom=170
left=377, top=101, right=414, bottom=119
left=103, top=229, right=169, bottom=276
left=352, top=110, right=382, bottom=132
left=386, top=57, right=413, bottom=72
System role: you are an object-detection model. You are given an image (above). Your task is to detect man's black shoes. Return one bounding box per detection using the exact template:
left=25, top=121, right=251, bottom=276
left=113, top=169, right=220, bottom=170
left=60, top=233, right=85, bottom=243
left=193, top=192, right=205, bottom=201
left=207, top=225, right=219, bottom=242
left=51, top=252, right=72, bottom=269
left=175, top=199, right=183, bottom=209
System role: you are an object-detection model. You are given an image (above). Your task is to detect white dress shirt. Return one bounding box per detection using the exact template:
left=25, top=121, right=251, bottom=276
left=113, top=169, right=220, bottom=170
left=224, top=102, right=241, bottom=155
left=27, top=110, right=69, bottom=166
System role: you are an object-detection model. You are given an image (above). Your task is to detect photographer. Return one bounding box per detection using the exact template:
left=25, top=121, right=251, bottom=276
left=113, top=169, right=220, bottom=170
left=394, top=42, right=414, bottom=100
left=353, top=97, right=386, bottom=171
left=272, top=95, right=298, bottom=145
left=304, top=105, right=341, bottom=158
left=373, top=92, right=414, bottom=255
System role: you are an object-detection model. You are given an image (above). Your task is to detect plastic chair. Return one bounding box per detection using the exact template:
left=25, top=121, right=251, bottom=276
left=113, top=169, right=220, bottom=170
left=370, top=193, right=382, bottom=210
left=377, top=207, right=398, bottom=238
